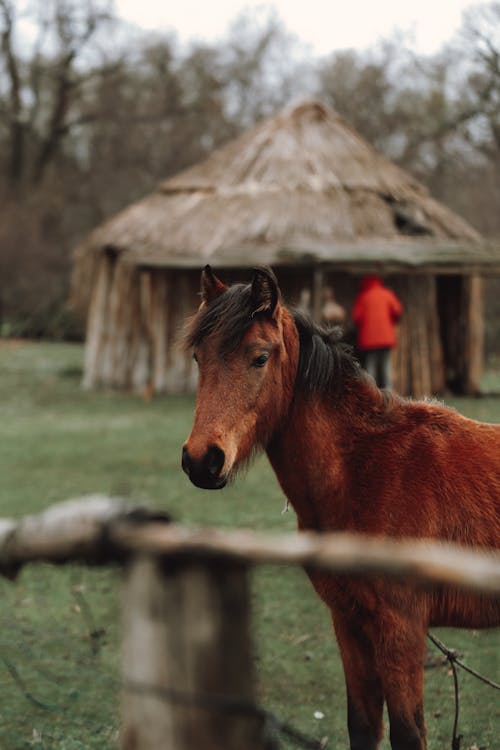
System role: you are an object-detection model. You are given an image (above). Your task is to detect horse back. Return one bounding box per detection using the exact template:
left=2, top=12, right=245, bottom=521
left=344, top=402, right=500, bottom=550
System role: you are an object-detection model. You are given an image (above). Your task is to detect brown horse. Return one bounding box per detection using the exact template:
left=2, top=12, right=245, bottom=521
left=182, top=266, right=500, bottom=750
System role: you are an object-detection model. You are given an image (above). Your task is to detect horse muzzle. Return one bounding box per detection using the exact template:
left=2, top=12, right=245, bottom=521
left=181, top=444, right=227, bottom=490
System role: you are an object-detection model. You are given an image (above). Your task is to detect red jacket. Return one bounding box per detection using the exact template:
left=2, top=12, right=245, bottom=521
left=352, top=276, right=402, bottom=350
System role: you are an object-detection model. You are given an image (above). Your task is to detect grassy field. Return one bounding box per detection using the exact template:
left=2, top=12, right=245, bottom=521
left=0, top=341, right=498, bottom=749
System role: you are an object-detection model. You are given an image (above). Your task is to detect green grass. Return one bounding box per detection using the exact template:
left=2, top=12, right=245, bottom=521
left=0, top=341, right=498, bottom=749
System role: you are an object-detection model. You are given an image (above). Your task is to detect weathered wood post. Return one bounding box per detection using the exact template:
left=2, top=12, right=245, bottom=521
left=121, top=554, right=270, bottom=750
left=312, top=267, right=324, bottom=322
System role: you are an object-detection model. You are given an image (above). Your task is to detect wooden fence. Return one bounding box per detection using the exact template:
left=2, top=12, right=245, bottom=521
left=0, top=496, right=499, bottom=750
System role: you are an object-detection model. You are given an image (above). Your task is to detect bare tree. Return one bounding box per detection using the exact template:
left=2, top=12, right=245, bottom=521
left=220, top=7, right=312, bottom=127
left=0, top=0, right=115, bottom=187
left=0, top=0, right=24, bottom=184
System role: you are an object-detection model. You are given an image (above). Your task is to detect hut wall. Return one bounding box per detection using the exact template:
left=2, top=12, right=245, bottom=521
left=83, top=265, right=201, bottom=395
left=161, top=271, right=199, bottom=393
left=391, top=275, right=445, bottom=398
left=83, top=263, right=482, bottom=398
left=216, top=268, right=446, bottom=399
left=464, top=275, right=484, bottom=394
left=105, top=262, right=146, bottom=389
left=83, top=260, right=152, bottom=392
left=82, top=253, right=115, bottom=389
left=286, top=270, right=445, bottom=398
left=139, top=269, right=199, bottom=393
left=141, top=271, right=169, bottom=393
left=437, top=274, right=484, bottom=395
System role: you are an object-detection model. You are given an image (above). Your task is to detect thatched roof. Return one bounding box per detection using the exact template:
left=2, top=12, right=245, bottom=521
left=74, top=100, right=500, bottom=280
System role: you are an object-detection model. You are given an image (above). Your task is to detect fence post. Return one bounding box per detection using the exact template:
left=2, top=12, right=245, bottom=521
left=120, top=553, right=269, bottom=750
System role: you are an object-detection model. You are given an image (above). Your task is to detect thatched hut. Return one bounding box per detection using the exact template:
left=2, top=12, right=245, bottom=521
left=72, top=101, right=500, bottom=397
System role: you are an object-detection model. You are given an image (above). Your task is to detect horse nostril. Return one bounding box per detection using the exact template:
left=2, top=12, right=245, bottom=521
left=205, top=445, right=225, bottom=478
left=182, top=443, right=226, bottom=488
left=181, top=445, right=191, bottom=475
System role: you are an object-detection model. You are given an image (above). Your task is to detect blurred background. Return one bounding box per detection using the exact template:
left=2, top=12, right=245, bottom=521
left=1, top=0, right=500, bottom=359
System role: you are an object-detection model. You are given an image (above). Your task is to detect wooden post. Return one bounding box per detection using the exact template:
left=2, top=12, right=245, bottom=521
left=82, top=254, right=115, bottom=389
left=312, top=267, right=324, bottom=322
left=464, top=274, right=484, bottom=395
left=121, top=554, right=269, bottom=750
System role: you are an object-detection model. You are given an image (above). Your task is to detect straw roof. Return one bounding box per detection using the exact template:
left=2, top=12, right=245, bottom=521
left=75, top=100, right=499, bottom=277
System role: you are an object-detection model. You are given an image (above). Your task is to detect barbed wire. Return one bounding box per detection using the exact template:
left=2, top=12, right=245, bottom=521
left=0, top=580, right=498, bottom=750
left=4, top=627, right=499, bottom=750
left=1, top=657, right=63, bottom=713
left=113, top=630, right=500, bottom=750
left=428, top=632, right=500, bottom=691
left=0, top=647, right=327, bottom=749
left=427, top=631, right=500, bottom=750
left=124, top=678, right=328, bottom=749
left=0, top=578, right=121, bottom=747
left=0, top=607, right=325, bottom=749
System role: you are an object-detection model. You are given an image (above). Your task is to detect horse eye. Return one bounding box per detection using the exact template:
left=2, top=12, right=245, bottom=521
left=252, top=353, right=269, bottom=368
left=192, top=352, right=198, bottom=364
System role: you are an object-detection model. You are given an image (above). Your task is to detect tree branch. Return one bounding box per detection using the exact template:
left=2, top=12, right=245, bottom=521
left=0, top=0, right=25, bottom=183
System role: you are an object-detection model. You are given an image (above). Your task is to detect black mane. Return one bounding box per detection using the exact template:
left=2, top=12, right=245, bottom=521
left=184, top=283, right=362, bottom=396
left=292, top=309, right=362, bottom=396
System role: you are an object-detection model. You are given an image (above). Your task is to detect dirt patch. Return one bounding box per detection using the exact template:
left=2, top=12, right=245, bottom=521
left=0, top=338, right=33, bottom=349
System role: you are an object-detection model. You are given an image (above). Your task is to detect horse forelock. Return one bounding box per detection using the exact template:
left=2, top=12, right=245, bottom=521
left=184, top=283, right=278, bottom=355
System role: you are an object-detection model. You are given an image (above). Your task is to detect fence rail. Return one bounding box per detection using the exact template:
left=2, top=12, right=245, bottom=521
left=0, top=496, right=499, bottom=749
left=1, top=495, right=499, bottom=592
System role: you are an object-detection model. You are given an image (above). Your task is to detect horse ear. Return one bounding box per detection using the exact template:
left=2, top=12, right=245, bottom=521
left=250, top=267, right=280, bottom=318
left=200, top=265, right=227, bottom=304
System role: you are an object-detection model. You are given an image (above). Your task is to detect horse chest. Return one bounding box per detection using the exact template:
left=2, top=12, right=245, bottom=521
left=267, top=434, right=348, bottom=532
left=306, top=568, right=381, bottom=623
left=275, top=470, right=348, bottom=534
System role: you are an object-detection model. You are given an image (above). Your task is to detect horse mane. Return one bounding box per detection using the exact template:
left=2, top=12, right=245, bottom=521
left=292, top=309, right=362, bottom=397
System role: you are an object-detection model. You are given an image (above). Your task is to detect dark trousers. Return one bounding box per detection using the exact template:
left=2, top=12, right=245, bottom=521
left=361, top=347, right=392, bottom=389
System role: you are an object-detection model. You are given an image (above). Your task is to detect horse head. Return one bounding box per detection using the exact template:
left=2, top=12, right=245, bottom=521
left=182, top=266, right=298, bottom=489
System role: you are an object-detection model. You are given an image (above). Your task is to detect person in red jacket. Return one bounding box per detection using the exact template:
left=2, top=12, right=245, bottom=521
left=352, top=274, right=403, bottom=389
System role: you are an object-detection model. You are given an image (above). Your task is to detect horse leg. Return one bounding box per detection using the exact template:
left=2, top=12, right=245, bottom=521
left=333, top=614, right=384, bottom=750
left=374, top=615, right=427, bottom=750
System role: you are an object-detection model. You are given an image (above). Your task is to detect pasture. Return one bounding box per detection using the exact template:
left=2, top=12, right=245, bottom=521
left=0, top=341, right=498, bottom=749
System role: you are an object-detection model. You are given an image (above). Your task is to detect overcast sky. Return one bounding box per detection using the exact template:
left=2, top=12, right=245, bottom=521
left=115, top=0, right=481, bottom=55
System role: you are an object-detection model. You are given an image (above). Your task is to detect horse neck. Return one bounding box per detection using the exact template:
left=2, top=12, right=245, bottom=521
left=273, top=306, right=384, bottom=448
left=267, top=316, right=384, bottom=529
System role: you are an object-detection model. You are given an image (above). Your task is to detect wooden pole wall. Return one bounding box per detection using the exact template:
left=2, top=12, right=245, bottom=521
left=82, top=254, right=115, bottom=389
left=436, top=273, right=484, bottom=395
left=148, top=272, right=170, bottom=393
left=312, top=267, right=324, bottom=322
left=167, top=272, right=200, bottom=393
left=82, top=263, right=482, bottom=398
left=108, top=264, right=150, bottom=391
left=82, top=259, right=151, bottom=391
left=392, top=275, right=445, bottom=398
left=464, top=274, right=484, bottom=395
